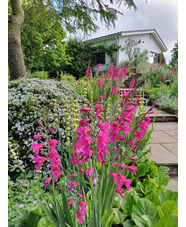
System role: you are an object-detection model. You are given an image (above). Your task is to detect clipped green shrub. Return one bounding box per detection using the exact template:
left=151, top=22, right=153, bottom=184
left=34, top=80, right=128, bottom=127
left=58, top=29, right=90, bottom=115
left=8, top=78, right=83, bottom=179
left=28, top=71, right=49, bottom=80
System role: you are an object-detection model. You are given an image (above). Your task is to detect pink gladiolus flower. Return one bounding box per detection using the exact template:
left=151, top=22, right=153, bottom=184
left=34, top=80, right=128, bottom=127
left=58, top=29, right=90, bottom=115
left=80, top=119, right=91, bottom=127
left=49, top=139, right=59, bottom=147
left=110, top=173, right=132, bottom=190
left=97, top=79, right=100, bottom=87
left=98, top=123, right=110, bottom=134
left=113, top=162, right=124, bottom=171
left=80, top=107, right=91, bottom=112
left=96, top=63, right=102, bottom=70
left=158, top=63, right=161, bottom=67
left=163, top=60, right=166, bottom=65
left=76, top=210, right=85, bottom=224
left=31, top=143, right=45, bottom=155
left=70, top=154, right=83, bottom=165
left=69, top=181, right=78, bottom=191
left=113, top=146, right=117, bottom=152
left=126, top=166, right=137, bottom=175
left=150, top=67, right=153, bottom=71
left=48, top=150, right=61, bottom=160
left=120, top=89, right=129, bottom=98
left=131, top=158, right=138, bottom=162
left=97, top=97, right=101, bottom=102
left=110, top=173, right=126, bottom=188
left=78, top=82, right=80, bottom=86
left=115, top=188, right=125, bottom=200
left=37, top=122, right=43, bottom=127
left=68, top=198, right=75, bottom=208
left=163, top=74, right=167, bottom=80
left=79, top=201, right=88, bottom=209
left=33, top=135, right=43, bottom=140
left=129, top=79, right=135, bottom=89
left=102, top=93, right=107, bottom=101
left=171, top=69, right=175, bottom=74
left=48, top=128, right=53, bottom=132
left=43, top=177, right=52, bottom=187
left=93, top=177, right=97, bottom=187
left=79, top=168, right=85, bottom=174
left=97, top=151, right=106, bottom=165
left=85, top=68, right=90, bottom=79
left=100, top=78, right=104, bottom=88
left=85, top=167, right=94, bottom=178
left=78, top=193, right=83, bottom=199
left=97, top=132, right=111, bottom=155
left=94, top=104, right=104, bottom=111
left=123, top=65, right=129, bottom=75
left=33, top=155, right=47, bottom=170
left=52, top=170, right=62, bottom=183
left=68, top=174, right=77, bottom=178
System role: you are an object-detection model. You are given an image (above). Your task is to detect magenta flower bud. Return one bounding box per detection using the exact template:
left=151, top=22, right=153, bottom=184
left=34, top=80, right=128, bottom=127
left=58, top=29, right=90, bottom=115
left=37, top=122, right=43, bottom=127
left=93, top=177, right=97, bottom=187
left=68, top=198, right=75, bottom=208
left=33, top=135, right=43, bottom=140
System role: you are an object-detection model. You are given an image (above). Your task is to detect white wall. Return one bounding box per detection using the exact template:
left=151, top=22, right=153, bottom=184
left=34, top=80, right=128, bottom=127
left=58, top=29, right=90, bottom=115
left=118, top=33, right=162, bottom=64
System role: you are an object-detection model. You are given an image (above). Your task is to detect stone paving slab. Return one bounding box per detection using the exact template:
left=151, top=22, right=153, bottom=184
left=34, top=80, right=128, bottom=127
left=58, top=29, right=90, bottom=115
left=149, top=144, right=178, bottom=165
left=150, top=122, right=178, bottom=131
left=150, top=131, right=178, bottom=144
left=161, top=143, right=178, bottom=156
left=167, top=176, right=178, bottom=191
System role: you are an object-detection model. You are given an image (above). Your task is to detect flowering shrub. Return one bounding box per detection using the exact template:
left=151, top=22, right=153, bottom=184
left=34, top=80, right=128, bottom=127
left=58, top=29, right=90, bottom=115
left=8, top=78, right=83, bottom=179
left=140, top=62, right=173, bottom=89
left=28, top=64, right=157, bottom=226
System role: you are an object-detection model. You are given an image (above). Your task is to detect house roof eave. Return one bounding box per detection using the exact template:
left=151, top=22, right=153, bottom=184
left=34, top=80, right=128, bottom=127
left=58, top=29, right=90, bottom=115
left=86, top=29, right=168, bottom=52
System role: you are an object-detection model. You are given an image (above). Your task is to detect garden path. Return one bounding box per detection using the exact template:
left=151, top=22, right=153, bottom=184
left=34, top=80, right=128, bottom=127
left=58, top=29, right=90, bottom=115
left=144, top=106, right=178, bottom=191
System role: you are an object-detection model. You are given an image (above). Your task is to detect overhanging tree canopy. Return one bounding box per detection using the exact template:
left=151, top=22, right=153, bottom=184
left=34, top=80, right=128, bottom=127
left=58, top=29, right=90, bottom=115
left=8, top=0, right=137, bottom=80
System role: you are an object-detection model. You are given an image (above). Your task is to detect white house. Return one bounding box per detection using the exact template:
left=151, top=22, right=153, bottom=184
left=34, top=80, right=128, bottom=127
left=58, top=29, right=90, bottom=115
left=87, top=29, right=168, bottom=71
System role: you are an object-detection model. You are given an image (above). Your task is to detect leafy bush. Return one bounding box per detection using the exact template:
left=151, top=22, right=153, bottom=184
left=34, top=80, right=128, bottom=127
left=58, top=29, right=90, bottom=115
left=148, top=86, right=171, bottom=100
left=64, top=38, right=92, bottom=79
left=8, top=78, right=83, bottom=179
left=28, top=71, right=49, bottom=80
left=158, top=94, right=178, bottom=109
left=140, top=63, right=172, bottom=88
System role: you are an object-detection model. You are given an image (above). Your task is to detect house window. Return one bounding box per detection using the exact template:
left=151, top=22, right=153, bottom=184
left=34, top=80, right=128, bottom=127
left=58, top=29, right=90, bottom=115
left=150, top=52, right=158, bottom=64
left=91, top=48, right=105, bottom=66
left=96, top=51, right=105, bottom=65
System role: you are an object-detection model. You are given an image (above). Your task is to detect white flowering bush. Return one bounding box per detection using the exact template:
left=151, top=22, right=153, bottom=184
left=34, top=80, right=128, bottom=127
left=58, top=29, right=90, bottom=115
left=8, top=78, right=84, bottom=179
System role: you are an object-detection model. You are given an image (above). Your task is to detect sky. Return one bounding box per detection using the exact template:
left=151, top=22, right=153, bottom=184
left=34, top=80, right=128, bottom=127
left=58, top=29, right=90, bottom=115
left=74, top=0, right=178, bottom=63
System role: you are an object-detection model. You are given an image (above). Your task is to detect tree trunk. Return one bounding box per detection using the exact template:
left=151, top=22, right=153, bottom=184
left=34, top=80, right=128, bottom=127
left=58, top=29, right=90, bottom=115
left=8, top=0, right=27, bottom=80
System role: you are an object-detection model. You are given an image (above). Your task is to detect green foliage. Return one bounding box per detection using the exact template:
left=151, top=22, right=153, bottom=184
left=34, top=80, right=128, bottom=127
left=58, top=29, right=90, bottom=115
left=148, top=86, right=171, bottom=99
left=28, top=71, right=49, bottom=80
left=95, top=43, right=122, bottom=66
left=45, top=0, right=137, bottom=34
left=112, top=164, right=178, bottom=226
left=21, top=0, right=70, bottom=77
left=8, top=78, right=83, bottom=179
left=64, top=38, right=92, bottom=79
left=169, top=41, right=178, bottom=70
left=8, top=173, right=47, bottom=227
